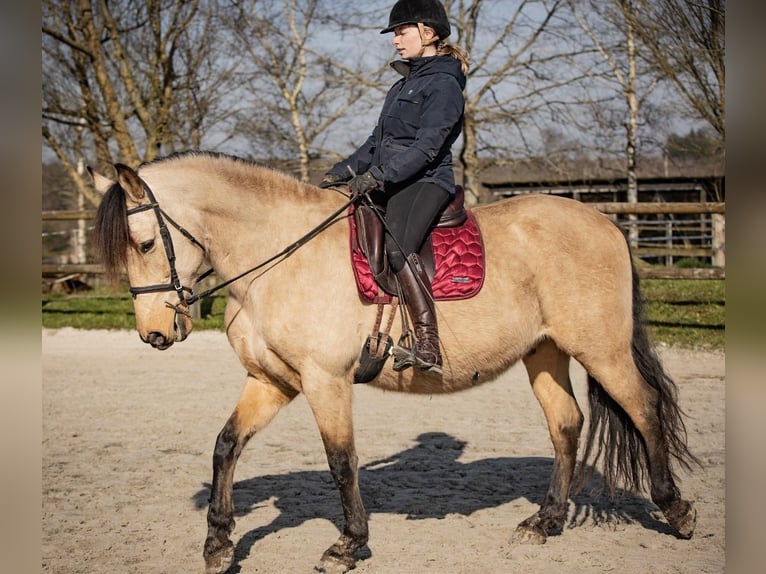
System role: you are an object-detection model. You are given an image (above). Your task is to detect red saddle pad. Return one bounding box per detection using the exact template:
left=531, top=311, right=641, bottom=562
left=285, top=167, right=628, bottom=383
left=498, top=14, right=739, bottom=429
left=349, top=209, right=486, bottom=304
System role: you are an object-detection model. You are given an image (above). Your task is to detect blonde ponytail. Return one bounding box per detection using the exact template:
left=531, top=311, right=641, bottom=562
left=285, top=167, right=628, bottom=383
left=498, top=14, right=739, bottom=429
left=436, top=41, right=470, bottom=75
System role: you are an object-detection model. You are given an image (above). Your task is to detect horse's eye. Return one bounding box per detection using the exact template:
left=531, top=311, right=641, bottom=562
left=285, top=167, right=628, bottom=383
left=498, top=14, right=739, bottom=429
left=140, top=240, right=155, bottom=254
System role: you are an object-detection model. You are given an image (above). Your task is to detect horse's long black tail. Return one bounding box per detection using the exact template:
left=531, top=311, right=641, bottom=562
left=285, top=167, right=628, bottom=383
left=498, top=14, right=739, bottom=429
left=577, top=260, right=700, bottom=495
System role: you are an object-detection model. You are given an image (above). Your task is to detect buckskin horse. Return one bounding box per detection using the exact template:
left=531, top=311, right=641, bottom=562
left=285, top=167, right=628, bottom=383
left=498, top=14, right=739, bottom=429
left=89, top=151, right=698, bottom=573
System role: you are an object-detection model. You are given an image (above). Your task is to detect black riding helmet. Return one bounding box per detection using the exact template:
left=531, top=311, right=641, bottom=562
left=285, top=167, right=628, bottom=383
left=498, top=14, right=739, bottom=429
left=380, top=0, right=451, bottom=39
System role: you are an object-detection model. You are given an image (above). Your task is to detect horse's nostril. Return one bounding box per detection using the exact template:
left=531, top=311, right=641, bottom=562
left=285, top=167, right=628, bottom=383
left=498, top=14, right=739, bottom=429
left=147, top=331, right=170, bottom=349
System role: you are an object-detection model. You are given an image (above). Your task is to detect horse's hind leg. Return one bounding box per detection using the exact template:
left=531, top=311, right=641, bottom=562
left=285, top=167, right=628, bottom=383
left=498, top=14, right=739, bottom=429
left=203, top=373, right=297, bottom=574
left=304, top=378, right=368, bottom=574
left=581, top=349, right=697, bottom=539
left=515, top=339, right=583, bottom=544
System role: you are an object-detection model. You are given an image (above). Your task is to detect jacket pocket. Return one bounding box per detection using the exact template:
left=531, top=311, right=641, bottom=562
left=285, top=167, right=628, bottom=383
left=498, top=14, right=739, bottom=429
left=391, top=90, right=423, bottom=127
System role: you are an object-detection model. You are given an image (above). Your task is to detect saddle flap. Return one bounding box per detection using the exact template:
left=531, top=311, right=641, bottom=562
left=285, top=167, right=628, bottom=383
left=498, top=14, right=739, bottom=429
left=354, top=204, right=385, bottom=273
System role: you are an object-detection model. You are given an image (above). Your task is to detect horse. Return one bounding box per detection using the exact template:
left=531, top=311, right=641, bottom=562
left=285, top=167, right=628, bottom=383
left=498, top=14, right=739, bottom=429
left=89, top=150, right=699, bottom=574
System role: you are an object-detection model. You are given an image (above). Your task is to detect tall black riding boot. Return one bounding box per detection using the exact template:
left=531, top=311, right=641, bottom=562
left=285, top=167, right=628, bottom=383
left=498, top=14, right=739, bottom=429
left=392, top=253, right=442, bottom=374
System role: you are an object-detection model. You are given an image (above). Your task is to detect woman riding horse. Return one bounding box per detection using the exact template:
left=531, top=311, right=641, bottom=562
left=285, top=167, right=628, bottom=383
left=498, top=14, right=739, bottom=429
left=321, top=0, right=469, bottom=375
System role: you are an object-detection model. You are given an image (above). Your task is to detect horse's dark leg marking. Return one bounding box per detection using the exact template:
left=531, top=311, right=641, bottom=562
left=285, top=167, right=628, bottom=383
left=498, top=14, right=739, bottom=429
left=203, top=414, right=240, bottom=573
left=516, top=340, right=583, bottom=544
left=306, top=382, right=368, bottom=573
left=628, top=389, right=697, bottom=539
left=203, top=375, right=296, bottom=574
left=315, top=441, right=369, bottom=572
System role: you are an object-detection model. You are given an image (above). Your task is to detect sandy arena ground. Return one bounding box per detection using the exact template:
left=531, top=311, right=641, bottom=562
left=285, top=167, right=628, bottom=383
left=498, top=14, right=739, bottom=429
left=42, top=328, right=724, bottom=573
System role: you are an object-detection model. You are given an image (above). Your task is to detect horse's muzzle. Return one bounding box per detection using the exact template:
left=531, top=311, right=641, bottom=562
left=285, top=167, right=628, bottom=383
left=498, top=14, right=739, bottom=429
left=142, top=304, right=193, bottom=350
left=145, top=331, right=175, bottom=350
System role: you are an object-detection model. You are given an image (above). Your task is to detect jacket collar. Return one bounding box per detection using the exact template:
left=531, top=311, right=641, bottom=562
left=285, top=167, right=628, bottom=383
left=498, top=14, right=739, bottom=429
left=390, top=56, right=438, bottom=78
left=391, top=59, right=411, bottom=77
left=390, top=56, right=465, bottom=89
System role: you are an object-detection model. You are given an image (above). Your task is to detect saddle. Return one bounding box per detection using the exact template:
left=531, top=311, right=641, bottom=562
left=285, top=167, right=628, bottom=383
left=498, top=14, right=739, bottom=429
left=349, top=186, right=485, bottom=305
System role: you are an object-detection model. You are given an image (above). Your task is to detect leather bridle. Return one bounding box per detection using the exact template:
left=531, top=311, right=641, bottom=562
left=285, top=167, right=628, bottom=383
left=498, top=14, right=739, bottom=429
left=125, top=183, right=207, bottom=314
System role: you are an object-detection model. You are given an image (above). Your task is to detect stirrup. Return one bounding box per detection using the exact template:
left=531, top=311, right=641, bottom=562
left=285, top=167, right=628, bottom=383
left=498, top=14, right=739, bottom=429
left=392, top=344, right=443, bottom=375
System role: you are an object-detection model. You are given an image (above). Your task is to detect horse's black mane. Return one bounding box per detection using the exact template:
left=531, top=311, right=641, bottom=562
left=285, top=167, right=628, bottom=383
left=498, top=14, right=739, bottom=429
left=92, top=180, right=129, bottom=284
left=92, top=152, right=242, bottom=285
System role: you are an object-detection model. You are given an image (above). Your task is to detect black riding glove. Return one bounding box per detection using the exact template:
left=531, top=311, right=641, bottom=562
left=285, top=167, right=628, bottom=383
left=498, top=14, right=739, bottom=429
left=318, top=172, right=350, bottom=189
left=348, top=171, right=382, bottom=200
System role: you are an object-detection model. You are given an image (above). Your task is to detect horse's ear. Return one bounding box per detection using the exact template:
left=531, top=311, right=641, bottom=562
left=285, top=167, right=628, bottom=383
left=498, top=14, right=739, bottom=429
left=87, top=166, right=115, bottom=197
left=114, top=163, right=146, bottom=204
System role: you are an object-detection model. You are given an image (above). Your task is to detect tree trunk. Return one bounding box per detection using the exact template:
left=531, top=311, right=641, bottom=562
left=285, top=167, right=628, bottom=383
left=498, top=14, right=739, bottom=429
left=625, top=6, right=639, bottom=248
left=460, top=107, right=485, bottom=205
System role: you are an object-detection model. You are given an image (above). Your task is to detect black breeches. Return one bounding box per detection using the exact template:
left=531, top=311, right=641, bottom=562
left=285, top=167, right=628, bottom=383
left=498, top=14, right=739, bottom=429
left=384, top=182, right=451, bottom=272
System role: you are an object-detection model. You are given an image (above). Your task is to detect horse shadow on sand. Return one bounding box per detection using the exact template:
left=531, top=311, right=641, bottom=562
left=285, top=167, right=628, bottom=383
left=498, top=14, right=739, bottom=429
left=192, top=431, right=674, bottom=572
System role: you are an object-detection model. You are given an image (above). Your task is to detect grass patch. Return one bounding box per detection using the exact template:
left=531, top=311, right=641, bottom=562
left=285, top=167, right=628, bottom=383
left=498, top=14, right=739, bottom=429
left=641, top=279, right=725, bottom=350
left=42, top=278, right=725, bottom=350
left=42, top=285, right=228, bottom=331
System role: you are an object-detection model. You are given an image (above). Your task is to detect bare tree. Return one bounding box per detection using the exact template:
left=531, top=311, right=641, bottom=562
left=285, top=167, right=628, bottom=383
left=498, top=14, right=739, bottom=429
left=633, top=0, right=725, bottom=144
left=42, top=0, right=237, bottom=206
left=447, top=0, right=592, bottom=204
left=221, top=0, right=390, bottom=181
left=569, top=0, right=665, bottom=245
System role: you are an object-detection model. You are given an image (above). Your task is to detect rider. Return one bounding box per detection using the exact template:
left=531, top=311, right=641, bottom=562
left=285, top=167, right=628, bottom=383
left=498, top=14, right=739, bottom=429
left=320, top=0, right=468, bottom=375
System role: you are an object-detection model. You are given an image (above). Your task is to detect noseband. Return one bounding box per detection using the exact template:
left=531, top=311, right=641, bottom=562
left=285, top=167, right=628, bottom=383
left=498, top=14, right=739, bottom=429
left=125, top=183, right=207, bottom=310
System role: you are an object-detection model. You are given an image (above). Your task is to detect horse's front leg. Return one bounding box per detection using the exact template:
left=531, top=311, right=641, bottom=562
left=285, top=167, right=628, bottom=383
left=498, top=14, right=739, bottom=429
left=204, top=373, right=297, bottom=574
left=306, top=380, right=369, bottom=574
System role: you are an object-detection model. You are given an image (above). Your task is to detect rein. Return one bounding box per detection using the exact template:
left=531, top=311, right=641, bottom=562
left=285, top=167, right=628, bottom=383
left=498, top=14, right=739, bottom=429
left=185, top=196, right=354, bottom=305
left=126, top=181, right=355, bottom=309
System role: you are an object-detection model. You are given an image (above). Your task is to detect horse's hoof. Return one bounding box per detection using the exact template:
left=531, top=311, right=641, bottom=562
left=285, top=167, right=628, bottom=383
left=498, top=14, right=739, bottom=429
left=314, top=559, right=353, bottom=574
left=512, top=524, right=547, bottom=545
left=314, top=552, right=356, bottom=574
left=665, top=499, right=696, bottom=539
left=204, top=542, right=233, bottom=574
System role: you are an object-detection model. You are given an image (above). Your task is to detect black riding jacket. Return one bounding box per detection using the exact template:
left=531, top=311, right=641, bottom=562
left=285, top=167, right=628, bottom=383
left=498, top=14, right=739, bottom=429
left=328, top=55, right=466, bottom=195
